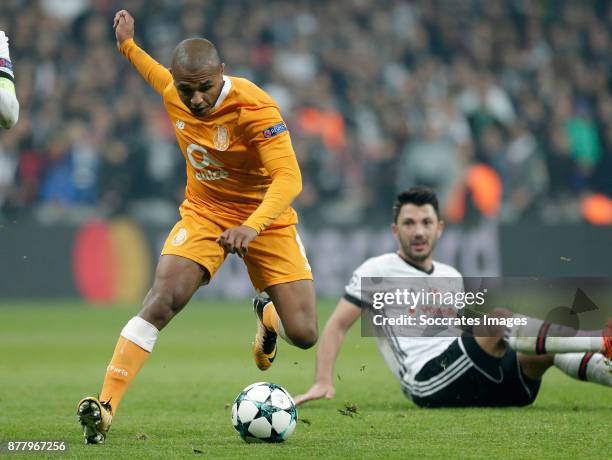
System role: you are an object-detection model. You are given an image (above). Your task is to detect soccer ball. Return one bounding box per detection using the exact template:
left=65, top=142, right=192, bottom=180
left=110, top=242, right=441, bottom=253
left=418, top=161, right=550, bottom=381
left=231, top=382, right=298, bottom=443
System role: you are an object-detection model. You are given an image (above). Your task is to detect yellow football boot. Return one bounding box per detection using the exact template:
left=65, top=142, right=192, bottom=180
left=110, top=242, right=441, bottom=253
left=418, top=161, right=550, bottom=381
left=76, top=396, right=113, bottom=444
left=252, top=295, right=278, bottom=371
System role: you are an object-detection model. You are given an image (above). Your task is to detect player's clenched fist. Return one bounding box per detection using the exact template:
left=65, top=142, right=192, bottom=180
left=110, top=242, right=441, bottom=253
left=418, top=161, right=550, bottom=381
left=113, top=10, right=135, bottom=48
left=216, top=225, right=258, bottom=258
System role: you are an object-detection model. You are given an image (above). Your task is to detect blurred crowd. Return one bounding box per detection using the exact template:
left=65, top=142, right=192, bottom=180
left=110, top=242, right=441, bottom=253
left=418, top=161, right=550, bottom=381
left=1, top=0, right=611, bottom=227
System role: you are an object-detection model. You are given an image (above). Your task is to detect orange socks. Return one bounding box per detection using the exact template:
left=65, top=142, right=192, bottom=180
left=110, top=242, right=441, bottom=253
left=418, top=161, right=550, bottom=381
left=100, top=336, right=150, bottom=414
left=263, top=302, right=288, bottom=342
left=99, top=316, right=159, bottom=415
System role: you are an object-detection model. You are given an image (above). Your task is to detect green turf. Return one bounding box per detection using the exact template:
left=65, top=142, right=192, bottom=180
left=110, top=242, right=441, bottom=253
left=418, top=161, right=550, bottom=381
left=0, top=301, right=610, bottom=459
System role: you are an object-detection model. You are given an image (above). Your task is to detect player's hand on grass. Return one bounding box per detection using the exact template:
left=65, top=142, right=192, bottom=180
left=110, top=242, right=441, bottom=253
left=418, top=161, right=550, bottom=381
left=113, top=10, right=135, bottom=48
left=294, top=381, right=335, bottom=406
left=216, top=225, right=258, bottom=258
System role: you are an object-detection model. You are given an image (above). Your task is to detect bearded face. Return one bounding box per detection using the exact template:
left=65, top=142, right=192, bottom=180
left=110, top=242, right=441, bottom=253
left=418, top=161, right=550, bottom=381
left=392, top=204, right=443, bottom=268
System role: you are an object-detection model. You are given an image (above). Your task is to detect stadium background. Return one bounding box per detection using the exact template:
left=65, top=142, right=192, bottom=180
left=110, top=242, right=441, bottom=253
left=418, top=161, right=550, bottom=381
left=1, top=2, right=612, bottom=458
left=1, top=0, right=611, bottom=303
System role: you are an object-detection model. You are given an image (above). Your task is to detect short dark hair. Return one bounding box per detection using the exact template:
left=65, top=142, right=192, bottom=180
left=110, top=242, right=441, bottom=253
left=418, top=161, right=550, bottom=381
left=393, top=186, right=440, bottom=222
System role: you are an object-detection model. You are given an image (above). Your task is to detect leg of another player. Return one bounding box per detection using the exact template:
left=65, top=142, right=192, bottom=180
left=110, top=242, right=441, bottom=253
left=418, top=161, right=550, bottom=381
left=472, top=309, right=612, bottom=382
left=101, top=255, right=207, bottom=413
left=553, top=352, right=612, bottom=387
left=508, top=316, right=609, bottom=356
left=265, top=280, right=318, bottom=349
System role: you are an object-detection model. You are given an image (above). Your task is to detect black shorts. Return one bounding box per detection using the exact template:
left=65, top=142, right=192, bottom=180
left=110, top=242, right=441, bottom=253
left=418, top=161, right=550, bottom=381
left=403, top=334, right=541, bottom=408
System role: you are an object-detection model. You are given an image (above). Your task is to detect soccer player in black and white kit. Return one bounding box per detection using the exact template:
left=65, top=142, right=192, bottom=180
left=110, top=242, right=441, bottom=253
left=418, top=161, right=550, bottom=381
left=0, top=31, right=19, bottom=129
left=296, top=187, right=612, bottom=408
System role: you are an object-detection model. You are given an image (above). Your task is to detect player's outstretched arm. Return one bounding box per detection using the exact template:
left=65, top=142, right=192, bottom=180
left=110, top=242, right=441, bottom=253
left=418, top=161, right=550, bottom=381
left=217, top=109, right=302, bottom=256
left=242, top=153, right=302, bottom=233
left=294, top=298, right=362, bottom=406
left=0, top=31, right=18, bottom=129
left=113, top=10, right=134, bottom=48
left=113, top=10, right=172, bottom=95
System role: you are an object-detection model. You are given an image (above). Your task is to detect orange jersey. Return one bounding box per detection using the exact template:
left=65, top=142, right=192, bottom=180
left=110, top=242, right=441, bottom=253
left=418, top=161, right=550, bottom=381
left=120, top=39, right=301, bottom=232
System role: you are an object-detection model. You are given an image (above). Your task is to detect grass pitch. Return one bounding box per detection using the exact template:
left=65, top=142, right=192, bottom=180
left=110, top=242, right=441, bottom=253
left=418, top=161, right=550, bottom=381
left=0, top=301, right=610, bottom=459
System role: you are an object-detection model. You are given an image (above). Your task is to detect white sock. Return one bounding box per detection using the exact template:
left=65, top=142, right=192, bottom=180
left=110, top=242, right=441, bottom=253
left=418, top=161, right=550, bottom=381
left=507, top=316, right=603, bottom=354
left=554, top=353, right=612, bottom=387
left=120, top=316, right=159, bottom=352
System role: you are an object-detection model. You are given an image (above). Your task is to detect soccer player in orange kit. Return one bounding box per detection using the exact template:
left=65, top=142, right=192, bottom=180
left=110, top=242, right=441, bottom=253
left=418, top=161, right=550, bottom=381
left=76, top=10, right=317, bottom=444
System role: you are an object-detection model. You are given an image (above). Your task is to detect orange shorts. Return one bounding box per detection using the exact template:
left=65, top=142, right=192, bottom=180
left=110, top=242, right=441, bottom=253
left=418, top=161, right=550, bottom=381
left=161, top=204, right=313, bottom=291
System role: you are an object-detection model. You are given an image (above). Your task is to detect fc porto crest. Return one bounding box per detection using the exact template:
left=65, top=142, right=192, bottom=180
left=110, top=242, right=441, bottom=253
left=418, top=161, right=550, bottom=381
left=213, top=125, right=230, bottom=151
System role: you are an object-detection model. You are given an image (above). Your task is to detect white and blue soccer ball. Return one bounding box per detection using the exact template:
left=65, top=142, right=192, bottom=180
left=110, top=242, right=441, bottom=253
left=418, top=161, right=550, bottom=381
left=232, top=382, right=298, bottom=443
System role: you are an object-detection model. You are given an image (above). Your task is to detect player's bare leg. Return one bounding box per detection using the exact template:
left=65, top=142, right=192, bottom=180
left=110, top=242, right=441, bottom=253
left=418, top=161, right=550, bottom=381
left=472, top=309, right=555, bottom=379
left=137, top=255, right=208, bottom=330
left=266, top=280, right=318, bottom=348
left=516, top=354, right=555, bottom=379
left=467, top=310, right=553, bottom=387
left=252, top=280, right=317, bottom=370
left=472, top=308, right=515, bottom=358
left=77, top=255, right=207, bottom=444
